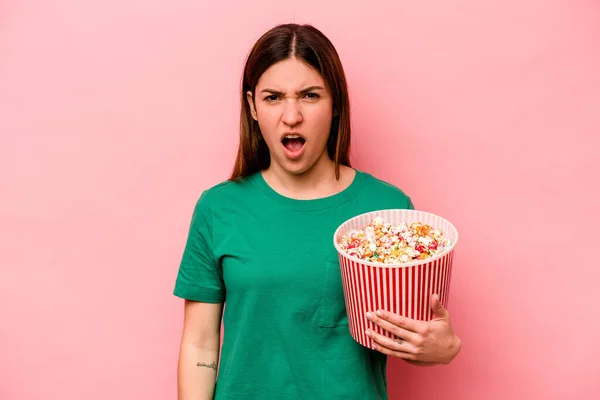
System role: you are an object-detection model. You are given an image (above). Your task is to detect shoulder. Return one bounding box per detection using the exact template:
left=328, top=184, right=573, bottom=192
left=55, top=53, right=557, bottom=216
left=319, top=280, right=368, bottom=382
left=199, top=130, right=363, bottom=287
left=356, top=169, right=414, bottom=209
left=194, top=174, right=257, bottom=209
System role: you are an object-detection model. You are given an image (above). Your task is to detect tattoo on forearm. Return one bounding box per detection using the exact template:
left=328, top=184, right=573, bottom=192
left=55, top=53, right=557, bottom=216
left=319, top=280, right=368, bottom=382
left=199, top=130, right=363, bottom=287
left=196, top=361, right=217, bottom=370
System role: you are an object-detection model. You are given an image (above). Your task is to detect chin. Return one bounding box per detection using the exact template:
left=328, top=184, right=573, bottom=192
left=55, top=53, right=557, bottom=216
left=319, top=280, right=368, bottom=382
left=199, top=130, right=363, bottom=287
left=284, top=163, right=313, bottom=176
left=274, top=157, right=315, bottom=176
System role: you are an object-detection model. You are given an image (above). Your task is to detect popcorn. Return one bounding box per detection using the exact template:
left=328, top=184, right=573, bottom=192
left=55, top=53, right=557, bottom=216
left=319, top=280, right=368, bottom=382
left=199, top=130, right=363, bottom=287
left=338, top=217, right=452, bottom=264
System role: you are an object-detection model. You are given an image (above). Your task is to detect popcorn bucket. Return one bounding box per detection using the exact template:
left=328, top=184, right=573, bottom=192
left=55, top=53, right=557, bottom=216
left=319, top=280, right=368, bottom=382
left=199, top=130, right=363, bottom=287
left=333, top=209, right=459, bottom=349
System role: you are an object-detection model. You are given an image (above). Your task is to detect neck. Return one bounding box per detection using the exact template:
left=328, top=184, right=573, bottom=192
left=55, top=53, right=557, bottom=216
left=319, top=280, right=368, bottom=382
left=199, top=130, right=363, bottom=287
left=262, top=153, right=344, bottom=200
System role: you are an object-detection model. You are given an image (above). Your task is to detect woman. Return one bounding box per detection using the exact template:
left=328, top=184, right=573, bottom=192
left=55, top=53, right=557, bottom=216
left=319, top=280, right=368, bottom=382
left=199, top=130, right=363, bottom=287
left=174, top=23, right=461, bottom=399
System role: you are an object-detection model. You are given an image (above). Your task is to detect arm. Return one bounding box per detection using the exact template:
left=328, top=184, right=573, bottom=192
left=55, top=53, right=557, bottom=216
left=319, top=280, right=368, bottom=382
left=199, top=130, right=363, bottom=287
left=177, top=300, right=223, bottom=400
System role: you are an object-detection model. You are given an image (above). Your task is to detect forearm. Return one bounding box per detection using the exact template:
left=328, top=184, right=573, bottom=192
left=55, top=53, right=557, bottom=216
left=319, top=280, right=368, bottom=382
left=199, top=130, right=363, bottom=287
left=178, top=343, right=220, bottom=400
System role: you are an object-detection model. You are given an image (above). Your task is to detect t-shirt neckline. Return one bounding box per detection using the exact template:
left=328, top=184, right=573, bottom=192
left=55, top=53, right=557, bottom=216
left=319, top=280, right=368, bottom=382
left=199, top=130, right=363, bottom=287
left=250, top=168, right=366, bottom=211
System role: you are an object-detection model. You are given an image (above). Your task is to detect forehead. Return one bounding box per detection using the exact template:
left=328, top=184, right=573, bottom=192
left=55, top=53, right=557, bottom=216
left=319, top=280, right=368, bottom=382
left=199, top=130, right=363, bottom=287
left=255, top=57, right=326, bottom=90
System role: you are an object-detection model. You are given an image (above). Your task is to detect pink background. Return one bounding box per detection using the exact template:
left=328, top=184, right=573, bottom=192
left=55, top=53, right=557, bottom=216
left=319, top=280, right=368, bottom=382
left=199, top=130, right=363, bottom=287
left=1, top=1, right=599, bottom=399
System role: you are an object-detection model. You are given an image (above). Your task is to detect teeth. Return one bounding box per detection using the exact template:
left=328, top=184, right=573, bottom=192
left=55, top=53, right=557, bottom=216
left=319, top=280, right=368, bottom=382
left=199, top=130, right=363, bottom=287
left=285, top=134, right=301, bottom=139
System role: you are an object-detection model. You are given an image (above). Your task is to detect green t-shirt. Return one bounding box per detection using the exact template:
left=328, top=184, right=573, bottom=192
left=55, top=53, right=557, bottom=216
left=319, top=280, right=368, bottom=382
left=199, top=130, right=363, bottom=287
left=174, top=169, right=414, bottom=399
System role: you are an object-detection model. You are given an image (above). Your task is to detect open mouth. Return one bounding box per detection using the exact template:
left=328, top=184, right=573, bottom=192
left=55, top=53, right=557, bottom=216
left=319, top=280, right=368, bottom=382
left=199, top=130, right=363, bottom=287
left=281, top=135, right=306, bottom=153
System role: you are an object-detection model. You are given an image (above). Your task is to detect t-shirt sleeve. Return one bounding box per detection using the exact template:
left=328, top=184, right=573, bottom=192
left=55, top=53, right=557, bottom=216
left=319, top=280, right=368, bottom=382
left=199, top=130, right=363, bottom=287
left=173, top=191, right=225, bottom=303
left=407, top=196, right=415, bottom=210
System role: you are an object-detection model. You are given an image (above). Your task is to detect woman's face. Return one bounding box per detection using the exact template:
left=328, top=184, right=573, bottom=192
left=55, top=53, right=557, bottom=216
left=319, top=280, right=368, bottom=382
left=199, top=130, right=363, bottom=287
left=248, top=57, right=334, bottom=176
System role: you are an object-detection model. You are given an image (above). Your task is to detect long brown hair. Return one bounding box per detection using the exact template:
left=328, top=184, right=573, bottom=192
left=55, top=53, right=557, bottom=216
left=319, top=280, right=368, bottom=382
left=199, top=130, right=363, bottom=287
left=229, top=23, right=352, bottom=181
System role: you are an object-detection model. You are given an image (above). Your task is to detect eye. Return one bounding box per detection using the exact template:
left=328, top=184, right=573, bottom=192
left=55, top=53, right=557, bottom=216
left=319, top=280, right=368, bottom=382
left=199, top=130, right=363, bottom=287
left=304, top=92, right=320, bottom=100
left=264, top=95, right=280, bottom=102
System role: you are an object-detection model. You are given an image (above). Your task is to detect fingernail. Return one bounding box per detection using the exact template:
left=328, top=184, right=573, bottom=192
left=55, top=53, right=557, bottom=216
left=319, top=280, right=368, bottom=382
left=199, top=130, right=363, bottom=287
left=366, top=312, right=373, bottom=320
left=365, top=329, right=371, bottom=337
left=376, top=310, right=383, bottom=317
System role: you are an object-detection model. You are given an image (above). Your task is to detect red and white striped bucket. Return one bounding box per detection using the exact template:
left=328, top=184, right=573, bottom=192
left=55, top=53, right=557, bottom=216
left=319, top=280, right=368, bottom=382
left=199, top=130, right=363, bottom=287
left=333, top=209, right=459, bottom=349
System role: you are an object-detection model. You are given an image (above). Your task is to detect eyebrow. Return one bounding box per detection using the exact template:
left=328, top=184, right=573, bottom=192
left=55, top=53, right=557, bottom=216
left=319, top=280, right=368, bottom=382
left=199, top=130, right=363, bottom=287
left=260, top=86, right=325, bottom=96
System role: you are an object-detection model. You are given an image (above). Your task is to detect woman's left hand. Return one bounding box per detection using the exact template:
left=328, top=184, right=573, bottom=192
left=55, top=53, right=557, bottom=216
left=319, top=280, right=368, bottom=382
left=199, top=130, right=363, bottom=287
left=365, top=294, right=461, bottom=365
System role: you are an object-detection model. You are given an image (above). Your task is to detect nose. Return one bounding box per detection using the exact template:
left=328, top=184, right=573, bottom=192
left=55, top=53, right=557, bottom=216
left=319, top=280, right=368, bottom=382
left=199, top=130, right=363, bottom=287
left=281, top=98, right=303, bottom=127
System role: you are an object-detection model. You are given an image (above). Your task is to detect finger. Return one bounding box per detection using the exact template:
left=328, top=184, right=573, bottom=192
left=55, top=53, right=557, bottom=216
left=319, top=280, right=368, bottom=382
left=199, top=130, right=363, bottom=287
left=365, top=328, right=418, bottom=355
left=371, top=342, right=417, bottom=360
left=367, top=310, right=428, bottom=336
left=431, top=293, right=449, bottom=319
left=365, top=312, right=421, bottom=344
